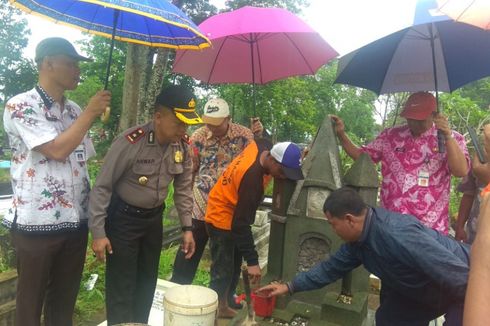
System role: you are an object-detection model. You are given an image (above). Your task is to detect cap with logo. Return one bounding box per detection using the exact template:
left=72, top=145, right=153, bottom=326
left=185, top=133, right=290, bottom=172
left=155, top=85, right=202, bottom=125
left=270, top=142, right=304, bottom=181
left=202, top=98, right=230, bottom=126
left=35, top=37, right=92, bottom=63
left=400, top=92, right=437, bottom=121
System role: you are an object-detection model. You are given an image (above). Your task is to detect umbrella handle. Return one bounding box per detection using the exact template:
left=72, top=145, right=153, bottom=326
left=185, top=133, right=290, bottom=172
left=437, top=130, right=445, bottom=153
left=100, top=9, right=120, bottom=124
left=468, top=126, right=487, bottom=164
left=101, top=107, right=111, bottom=124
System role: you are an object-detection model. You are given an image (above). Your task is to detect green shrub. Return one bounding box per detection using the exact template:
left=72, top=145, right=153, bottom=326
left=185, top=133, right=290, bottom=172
left=0, top=168, right=10, bottom=183
left=0, top=225, right=15, bottom=272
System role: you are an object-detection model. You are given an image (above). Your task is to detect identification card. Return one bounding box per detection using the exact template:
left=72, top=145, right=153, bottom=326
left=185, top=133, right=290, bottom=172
left=418, top=170, right=429, bottom=187
left=74, top=145, right=86, bottom=162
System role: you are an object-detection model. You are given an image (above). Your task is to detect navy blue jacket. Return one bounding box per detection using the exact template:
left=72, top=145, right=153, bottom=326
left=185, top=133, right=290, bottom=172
left=290, top=207, right=470, bottom=305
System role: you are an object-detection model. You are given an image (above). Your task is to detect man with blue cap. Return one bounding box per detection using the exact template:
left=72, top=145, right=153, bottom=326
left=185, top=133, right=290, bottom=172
left=205, top=140, right=304, bottom=318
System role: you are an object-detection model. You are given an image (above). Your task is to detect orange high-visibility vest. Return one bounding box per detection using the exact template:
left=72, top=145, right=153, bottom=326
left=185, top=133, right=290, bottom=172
left=205, top=141, right=268, bottom=230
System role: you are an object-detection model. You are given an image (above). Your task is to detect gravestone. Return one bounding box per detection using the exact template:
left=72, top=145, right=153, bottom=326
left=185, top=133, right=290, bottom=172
left=263, top=116, right=378, bottom=326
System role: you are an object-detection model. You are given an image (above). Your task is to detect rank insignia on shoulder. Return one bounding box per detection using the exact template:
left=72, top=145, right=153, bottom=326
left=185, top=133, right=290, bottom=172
left=181, top=134, right=190, bottom=144
left=148, top=131, right=155, bottom=144
left=126, top=128, right=145, bottom=144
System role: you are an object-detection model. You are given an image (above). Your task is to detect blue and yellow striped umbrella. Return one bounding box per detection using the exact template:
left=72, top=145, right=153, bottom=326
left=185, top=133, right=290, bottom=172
left=10, top=0, right=210, bottom=122
left=10, top=0, right=210, bottom=49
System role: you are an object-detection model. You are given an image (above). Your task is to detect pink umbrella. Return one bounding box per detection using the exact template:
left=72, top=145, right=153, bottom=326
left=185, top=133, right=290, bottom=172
left=172, top=6, right=338, bottom=114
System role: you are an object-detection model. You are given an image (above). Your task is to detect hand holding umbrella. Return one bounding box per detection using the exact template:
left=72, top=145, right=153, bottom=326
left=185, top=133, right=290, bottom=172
left=335, top=15, right=490, bottom=152
left=86, top=90, right=112, bottom=121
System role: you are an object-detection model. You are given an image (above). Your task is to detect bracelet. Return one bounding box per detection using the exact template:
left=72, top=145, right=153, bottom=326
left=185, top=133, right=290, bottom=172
left=181, top=226, right=193, bottom=232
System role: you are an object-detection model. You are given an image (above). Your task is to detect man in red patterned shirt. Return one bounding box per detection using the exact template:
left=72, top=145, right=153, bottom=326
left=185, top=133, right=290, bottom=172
left=332, top=92, right=469, bottom=234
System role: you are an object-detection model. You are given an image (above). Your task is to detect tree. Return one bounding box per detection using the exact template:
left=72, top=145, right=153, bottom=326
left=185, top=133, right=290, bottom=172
left=174, top=0, right=218, bottom=24
left=72, top=36, right=127, bottom=154
left=457, top=77, right=490, bottom=110
left=216, top=62, right=379, bottom=144
left=225, top=0, right=309, bottom=13
left=0, top=1, right=36, bottom=102
left=117, top=0, right=219, bottom=131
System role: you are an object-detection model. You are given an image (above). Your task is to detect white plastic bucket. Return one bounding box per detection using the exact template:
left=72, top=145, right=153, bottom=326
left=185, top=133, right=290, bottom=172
left=163, top=285, right=218, bottom=326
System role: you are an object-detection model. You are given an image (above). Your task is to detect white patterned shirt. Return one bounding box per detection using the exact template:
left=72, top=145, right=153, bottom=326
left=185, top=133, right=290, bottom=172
left=2, top=86, right=95, bottom=233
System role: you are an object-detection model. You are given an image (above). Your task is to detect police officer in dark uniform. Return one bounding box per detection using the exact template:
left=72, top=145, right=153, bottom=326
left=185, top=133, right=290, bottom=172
left=88, top=85, right=200, bottom=325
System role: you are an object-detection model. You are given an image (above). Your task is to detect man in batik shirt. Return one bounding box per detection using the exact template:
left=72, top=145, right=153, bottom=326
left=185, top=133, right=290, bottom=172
left=331, top=92, right=469, bottom=234
left=171, top=98, right=261, bottom=308
left=3, top=37, right=110, bottom=325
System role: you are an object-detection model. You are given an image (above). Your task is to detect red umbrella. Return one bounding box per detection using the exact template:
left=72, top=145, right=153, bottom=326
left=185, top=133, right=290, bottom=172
left=172, top=6, right=337, bottom=115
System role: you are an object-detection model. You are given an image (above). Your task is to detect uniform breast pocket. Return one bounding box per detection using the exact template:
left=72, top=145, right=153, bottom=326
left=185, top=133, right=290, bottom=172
left=132, top=161, right=158, bottom=177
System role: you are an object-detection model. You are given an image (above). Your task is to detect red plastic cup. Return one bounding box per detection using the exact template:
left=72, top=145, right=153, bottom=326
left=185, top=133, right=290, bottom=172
left=251, top=289, right=276, bottom=317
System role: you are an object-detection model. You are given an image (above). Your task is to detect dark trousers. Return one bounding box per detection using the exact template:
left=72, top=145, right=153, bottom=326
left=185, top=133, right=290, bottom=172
left=376, top=286, right=464, bottom=326
left=12, top=226, right=88, bottom=326
left=206, top=223, right=242, bottom=305
left=105, top=197, right=164, bottom=325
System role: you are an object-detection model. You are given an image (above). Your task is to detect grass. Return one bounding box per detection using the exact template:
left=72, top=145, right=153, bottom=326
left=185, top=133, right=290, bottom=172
left=74, top=252, right=107, bottom=324
left=0, top=168, right=10, bottom=183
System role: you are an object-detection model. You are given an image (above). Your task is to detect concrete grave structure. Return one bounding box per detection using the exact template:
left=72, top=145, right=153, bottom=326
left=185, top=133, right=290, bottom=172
left=262, top=116, right=379, bottom=326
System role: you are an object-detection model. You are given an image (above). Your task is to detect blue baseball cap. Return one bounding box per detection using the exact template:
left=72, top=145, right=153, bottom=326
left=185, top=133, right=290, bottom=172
left=270, top=142, right=304, bottom=180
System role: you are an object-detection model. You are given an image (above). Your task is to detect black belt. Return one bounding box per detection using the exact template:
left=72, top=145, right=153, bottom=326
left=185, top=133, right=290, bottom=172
left=111, top=195, right=165, bottom=217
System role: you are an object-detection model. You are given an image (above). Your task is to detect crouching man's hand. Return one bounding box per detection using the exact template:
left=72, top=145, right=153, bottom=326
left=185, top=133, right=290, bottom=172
left=257, top=283, right=289, bottom=297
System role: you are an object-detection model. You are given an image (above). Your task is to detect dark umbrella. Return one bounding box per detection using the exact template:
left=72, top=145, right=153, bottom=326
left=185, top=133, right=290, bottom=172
left=334, top=6, right=490, bottom=151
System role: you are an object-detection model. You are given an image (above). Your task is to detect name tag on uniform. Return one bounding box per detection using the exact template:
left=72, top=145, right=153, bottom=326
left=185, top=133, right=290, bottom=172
left=418, top=170, right=429, bottom=187
left=75, top=145, right=86, bottom=162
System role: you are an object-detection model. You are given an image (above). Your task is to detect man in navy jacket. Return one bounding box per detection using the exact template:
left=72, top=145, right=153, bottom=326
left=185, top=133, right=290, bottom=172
left=259, top=187, right=470, bottom=326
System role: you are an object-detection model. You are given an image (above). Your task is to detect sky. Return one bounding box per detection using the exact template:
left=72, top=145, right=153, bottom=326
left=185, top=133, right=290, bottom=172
left=22, top=0, right=421, bottom=59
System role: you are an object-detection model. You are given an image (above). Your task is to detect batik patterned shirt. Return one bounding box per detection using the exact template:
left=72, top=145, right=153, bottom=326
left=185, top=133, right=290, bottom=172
left=361, top=124, right=469, bottom=234
left=191, top=122, right=253, bottom=220
left=2, top=86, right=95, bottom=233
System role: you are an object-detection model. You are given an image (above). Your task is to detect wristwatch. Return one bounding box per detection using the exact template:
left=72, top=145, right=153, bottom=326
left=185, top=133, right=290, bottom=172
left=181, top=226, right=193, bottom=232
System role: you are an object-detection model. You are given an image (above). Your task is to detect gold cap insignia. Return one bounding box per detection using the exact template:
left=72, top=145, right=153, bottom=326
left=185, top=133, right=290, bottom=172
left=174, top=150, right=183, bottom=163
left=188, top=99, right=196, bottom=109
left=138, top=176, right=148, bottom=185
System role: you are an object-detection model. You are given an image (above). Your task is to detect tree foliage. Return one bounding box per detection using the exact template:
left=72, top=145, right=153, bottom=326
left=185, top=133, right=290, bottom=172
left=173, top=0, right=218, bottom=24
left=0, top=1, right=36, bottom=103
left=225, top=0, right=309, bottom=13
left=70, top=36, right=127, bottom=154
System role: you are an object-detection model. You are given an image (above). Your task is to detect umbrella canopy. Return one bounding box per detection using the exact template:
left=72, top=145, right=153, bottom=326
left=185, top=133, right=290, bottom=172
left=172, top=6, right=338, bottom=85
left=437, top=0, right=490, bottom=30
left=334, top=19, right=490, bottom=95
left=10, top=0, right=210, bottom=49
left=11, top=0, right=210, bottom=122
